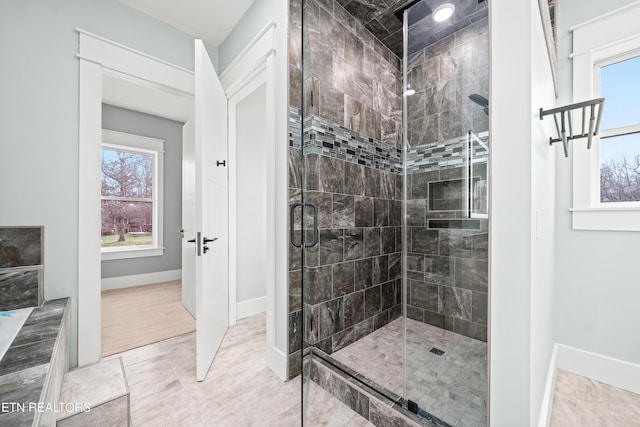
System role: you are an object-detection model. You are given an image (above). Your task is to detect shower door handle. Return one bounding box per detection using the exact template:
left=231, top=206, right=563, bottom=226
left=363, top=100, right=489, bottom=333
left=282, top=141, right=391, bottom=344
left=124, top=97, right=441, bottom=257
left=290, top=202, right=303, bottom=248
left=289, top=202, right=319, bottom=248
left=305, top=202, right=318, bottom=248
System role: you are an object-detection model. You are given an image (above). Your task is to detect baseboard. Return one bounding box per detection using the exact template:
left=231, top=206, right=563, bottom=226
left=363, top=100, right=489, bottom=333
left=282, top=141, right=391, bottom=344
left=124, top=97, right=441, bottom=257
left=556, top=344, right=640, bottom=395
left=538, top=343, right=559, bottom=427
left=101, top=269, right=181, bottom=291
left=267, top=345, right=287, bottom=381
left=236, top=296, right=266, bottom=320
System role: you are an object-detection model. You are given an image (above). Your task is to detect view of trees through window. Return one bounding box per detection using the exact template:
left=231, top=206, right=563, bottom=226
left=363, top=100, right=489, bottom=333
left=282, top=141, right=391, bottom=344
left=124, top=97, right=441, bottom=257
left=599, top=55, right=640, bottom=203
left=101, top=147, right=154, bottom=248
left=600, top=134, right=640, bottom=202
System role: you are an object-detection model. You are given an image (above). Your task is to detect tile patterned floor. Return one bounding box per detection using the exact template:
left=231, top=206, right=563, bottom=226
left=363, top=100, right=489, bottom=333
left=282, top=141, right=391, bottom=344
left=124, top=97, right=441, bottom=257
left=105, top=312, right=369, bottom=426
left=332, top=317, right=488, bottom=427
left=550, top=369, right=640, bottom=427
left=109, top=313, right=640, bottom=426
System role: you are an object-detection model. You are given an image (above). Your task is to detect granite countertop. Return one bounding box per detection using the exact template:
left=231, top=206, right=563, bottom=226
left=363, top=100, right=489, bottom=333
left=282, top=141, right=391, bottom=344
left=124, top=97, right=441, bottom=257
left=0, top=298, right=69, bottom=425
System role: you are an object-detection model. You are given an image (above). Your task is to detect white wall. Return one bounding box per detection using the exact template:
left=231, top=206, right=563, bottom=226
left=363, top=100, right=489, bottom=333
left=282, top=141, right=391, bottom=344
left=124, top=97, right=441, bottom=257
left=219, top=0, right=289, bottom=354
left=529, top=2, right=558, bottom=423
left=236, top=84, right=267, bottom=312
left=0, top=0, right=196, bottom=367
left=554, top=0, right=640, bottom=367
left=490, top=0, right=557, bottom=425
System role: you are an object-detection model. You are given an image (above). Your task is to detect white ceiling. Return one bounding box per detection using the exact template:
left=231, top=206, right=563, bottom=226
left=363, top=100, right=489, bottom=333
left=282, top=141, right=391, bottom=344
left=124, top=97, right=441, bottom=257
left=119, top=0, right=256, bottom=46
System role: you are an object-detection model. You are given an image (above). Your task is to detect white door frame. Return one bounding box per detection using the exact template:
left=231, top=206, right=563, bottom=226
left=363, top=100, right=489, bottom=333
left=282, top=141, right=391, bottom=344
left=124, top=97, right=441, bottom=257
left=77, top=29, right=195, bottom=366
left=77, top=26, right=285, bottom=379
left=227, top=76, right=268, bottom=326
left=219, top=22, right=285, bottom=379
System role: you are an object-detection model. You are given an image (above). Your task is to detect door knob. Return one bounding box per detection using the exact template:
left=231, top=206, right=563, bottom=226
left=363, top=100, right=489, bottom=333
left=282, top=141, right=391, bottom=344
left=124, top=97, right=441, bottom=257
left=187, top=238, right=196, bottom=243
left=202, top=237, right=216, bottom=254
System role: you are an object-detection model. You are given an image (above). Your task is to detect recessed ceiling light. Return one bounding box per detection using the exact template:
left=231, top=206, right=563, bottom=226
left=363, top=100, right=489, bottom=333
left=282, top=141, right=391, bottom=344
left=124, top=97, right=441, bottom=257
left=433, top=3, right=455, bottom=22
left=406, top=84, right=416, bottom=96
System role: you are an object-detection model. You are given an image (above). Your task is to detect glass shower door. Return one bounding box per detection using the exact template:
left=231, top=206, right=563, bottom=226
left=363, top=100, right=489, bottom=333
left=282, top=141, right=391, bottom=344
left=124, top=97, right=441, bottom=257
left=295, top=0, right=490, bottom=424
left=402, top=1, right=489, bottom=425
left=299, top=0, right=405, bottom=423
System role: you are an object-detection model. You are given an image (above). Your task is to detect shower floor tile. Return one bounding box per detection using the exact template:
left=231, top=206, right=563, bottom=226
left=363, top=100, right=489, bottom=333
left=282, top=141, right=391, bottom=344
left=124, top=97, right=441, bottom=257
left=331, top=317, right=487, bottom=427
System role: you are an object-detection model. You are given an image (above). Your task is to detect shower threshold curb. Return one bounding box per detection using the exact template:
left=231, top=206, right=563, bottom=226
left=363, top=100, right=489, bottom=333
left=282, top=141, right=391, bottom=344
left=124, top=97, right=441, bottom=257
left=308, top=349, right=450, bottom=427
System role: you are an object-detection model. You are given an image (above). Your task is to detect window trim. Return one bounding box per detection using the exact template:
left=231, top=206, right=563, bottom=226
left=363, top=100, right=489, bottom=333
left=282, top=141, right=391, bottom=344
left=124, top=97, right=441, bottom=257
left=570, top=2, right=640, bottom=231
left=101, top=129, right=165, bottom=260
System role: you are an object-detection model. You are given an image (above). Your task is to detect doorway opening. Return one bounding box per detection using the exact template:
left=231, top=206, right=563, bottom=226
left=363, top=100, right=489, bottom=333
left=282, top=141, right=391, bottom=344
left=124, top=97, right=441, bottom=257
left=77, top=28, right=284, bottom=380
left=99, top=102, right=193, bottom=357
left=233, top=83, right=269, bottom=322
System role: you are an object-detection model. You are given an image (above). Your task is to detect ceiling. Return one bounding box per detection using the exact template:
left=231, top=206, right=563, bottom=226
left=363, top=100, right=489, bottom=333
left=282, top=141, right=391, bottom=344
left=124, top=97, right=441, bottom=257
left=119, top=0, right=256, bottom=46
left=341, top=0, right=487, bottom=57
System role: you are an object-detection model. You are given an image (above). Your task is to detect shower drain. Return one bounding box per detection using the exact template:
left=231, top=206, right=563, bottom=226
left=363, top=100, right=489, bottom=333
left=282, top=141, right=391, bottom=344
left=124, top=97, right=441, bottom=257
left=429, top=347, right=445, bottom=356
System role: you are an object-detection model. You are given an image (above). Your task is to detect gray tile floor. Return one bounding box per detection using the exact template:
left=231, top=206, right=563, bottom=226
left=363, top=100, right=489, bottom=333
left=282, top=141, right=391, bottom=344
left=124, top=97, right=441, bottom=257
left=550, top=369, right=640, bottom=426
left=110, top=313, right=638, bottom=426
left=332, top=317, right=487, bottom=427
left=106, top=312, right=369, bottom=426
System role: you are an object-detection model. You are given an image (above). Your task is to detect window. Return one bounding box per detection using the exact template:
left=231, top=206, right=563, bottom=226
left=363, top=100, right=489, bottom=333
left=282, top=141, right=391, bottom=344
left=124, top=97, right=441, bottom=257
left=101, top=130, right=164, bottom=260
left=570, top=2, right=640, bottom=231
left=597, top=54, right=640, bottom=204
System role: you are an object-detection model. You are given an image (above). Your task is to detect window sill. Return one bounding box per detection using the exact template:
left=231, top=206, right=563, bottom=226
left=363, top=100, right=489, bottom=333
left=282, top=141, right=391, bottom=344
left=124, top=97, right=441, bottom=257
left=101, top=247, right=164, bottom=261
left=570, top=207, right=640, bottom=231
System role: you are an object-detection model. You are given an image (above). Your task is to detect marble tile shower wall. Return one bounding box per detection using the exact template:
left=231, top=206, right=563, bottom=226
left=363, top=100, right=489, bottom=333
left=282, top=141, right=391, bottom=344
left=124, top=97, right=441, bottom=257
left=291, top=0, right=403, bottom=147
left=406, top=17, right=489, bottom=155
left=288, top=108, right=404, bottom=377
left=0, top=227, right=43, bottom=311
left=406, top=165, right=488, bottom=342
left=401, top=17, right=489, bottom=342
left=288, top=0, right=489, bottom=379
left=288, top=0, right=404, bottom=379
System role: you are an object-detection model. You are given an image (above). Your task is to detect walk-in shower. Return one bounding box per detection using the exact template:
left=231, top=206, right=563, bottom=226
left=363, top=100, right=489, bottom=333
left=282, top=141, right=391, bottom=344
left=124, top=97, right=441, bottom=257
left=289, top=0, right=489, bottom=425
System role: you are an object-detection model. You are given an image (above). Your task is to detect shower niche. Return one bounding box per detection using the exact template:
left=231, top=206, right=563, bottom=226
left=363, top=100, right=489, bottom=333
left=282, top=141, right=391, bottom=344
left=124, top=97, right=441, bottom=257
left=429, top=179, right=466, bottom=211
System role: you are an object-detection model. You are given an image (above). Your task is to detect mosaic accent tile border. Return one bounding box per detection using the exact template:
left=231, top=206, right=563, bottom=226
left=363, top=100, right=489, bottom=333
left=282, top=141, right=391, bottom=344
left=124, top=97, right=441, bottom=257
left=290, top=107, right=489, bottom=176
left=304, top=115, right=402, bottom=173
left=290, top=107, right=402, bottom=173
left=406, top=132, right=489, bottom=174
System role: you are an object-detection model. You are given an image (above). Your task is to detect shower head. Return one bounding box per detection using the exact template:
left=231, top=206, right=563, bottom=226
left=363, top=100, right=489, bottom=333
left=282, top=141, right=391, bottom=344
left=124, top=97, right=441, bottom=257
left=394, top=0, right=431, bottom=22
left=468, top=94, right=489, bottom=115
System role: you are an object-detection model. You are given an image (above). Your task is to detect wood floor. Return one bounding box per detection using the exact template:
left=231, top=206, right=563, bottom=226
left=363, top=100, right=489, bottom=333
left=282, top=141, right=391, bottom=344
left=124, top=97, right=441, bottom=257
left=101, top=280, right=195, bottom=357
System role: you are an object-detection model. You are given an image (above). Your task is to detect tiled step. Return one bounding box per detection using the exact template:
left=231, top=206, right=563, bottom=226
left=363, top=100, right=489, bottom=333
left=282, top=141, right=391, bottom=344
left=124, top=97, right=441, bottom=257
left=56, top=357, right=130, bottom=426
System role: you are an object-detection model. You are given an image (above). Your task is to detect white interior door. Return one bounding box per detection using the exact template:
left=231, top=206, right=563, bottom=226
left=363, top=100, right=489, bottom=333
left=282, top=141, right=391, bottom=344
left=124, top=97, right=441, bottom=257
left=194, top=39, right=229, bottom=382
left=181, top=119, right=196, bottom=317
